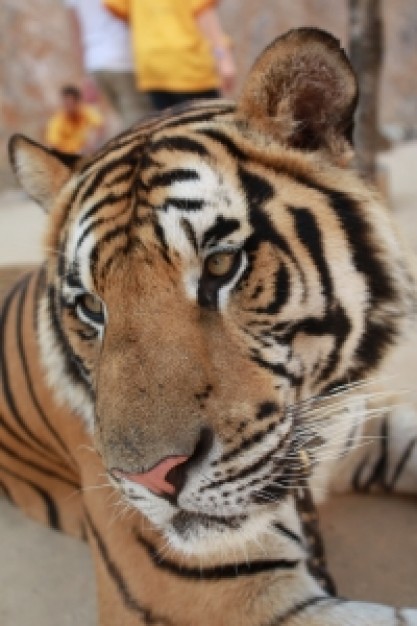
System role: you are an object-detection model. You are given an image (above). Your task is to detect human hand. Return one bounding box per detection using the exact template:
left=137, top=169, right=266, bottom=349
left=214, top=48, right=237, bottom=95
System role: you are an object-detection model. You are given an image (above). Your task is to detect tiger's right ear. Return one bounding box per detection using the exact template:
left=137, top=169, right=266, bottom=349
left=8, top=135, right=79, bottom=212
left=237, top=28, right=358, bottom=158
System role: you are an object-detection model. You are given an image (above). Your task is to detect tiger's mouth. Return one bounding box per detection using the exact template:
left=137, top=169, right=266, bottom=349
left=108, top=466, right=256, bottom=545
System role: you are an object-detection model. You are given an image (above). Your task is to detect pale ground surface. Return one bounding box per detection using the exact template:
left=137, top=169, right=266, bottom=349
left=0, top=142, right=416, bottom=624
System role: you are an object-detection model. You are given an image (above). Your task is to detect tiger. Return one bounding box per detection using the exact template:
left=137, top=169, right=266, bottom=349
left=1, top=27, right=417, bottom=626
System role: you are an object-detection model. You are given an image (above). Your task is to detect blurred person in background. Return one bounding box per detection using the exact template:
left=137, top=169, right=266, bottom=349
left=67, top=0, right=152, bottom=128
left=45, top=85, right=104, bottom=154
left=104, top=0, right=237, bottom=111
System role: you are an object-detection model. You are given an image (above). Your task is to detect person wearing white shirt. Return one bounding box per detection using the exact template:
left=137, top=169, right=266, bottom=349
left=66, top=0, right=152, bottom=128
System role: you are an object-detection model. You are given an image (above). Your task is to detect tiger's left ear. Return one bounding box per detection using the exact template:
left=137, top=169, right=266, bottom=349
left=8, top=135, right=79, bottom=212
left=238, top=28, right=358, bottom=159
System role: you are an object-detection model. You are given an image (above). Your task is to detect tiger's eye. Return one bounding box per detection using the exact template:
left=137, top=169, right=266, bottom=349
left=205, top=252, right=236, bottom=277
left=77, top=294, right=105, bottom=325
left=80, top=294, right=103, bottom=316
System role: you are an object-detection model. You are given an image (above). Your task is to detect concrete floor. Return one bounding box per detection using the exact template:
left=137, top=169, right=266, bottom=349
left=0, top=143, right=417, bottom=624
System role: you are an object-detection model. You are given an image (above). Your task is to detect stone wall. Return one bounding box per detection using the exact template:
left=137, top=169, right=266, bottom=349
left=1, top=0, right=416, bottom=186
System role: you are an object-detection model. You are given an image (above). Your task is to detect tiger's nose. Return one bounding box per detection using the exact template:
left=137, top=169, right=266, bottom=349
left=112, top=455, right=190, bottom=497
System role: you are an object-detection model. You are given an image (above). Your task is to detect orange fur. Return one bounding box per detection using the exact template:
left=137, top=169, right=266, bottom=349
left=2, top=29, right=417, bottom=626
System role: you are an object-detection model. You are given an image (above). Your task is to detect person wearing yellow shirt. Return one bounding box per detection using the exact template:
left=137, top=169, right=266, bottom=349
left=45, top=85, right=104, bottom=154
left=104, top=0, right=236, bottom=111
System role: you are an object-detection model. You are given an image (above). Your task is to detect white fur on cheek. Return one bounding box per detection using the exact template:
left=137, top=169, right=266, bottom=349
left=67, top=218, right=97, bottom=292
left=37, top=292, right=95, bottom=432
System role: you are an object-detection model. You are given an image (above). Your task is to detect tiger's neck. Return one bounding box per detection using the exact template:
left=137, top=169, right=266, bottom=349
left=117, top=491, right=332, bottom=626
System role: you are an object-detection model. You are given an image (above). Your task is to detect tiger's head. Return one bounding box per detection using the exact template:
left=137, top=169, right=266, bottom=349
left=9, top=29, right=414, bottom=554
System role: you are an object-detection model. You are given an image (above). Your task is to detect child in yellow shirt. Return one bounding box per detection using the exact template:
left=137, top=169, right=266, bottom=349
left=46, top=85, right=104, bottom=154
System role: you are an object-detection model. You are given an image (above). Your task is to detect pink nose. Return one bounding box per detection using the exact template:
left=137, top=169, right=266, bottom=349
left=113, top=455, right=190, bottom=496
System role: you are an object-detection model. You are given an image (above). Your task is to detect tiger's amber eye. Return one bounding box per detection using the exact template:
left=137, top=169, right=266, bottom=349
left=78, top=293, right=104, bottom=323
left=81, top=294, right=102, bottom=315
left=205, top=252, right=236, bottom=277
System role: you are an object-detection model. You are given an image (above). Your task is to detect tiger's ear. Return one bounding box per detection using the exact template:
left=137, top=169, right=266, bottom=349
left=8, top=135, right=79, bottom=212
left=238, top=28, right=358, bottom=158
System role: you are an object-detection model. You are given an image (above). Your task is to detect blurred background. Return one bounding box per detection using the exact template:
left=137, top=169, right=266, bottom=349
left=0, top=0, right=416, bottom=187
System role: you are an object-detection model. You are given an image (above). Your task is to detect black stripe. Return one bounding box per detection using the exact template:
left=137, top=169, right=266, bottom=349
left=254, top=477, right=291, bottom=505
left=80, top=161, right=134, bottom=206
left=214, top=421, right=277, bottom=466
left=250, top=353, right=303, bottom=387
left=106, top=166, right=137, bottom=188
left=257, top=401, right=279, bottom=420
left=291, top=175, right=400, bottom=376
left=0, top=478, right=12, bottom=502
left=85, top=511, right=172, bottom=625
left=273, top=522, right=303, bottom=545
left=250, top=281, right=264, bottom=300
left=47, top=285, right=93, bottom=396
left=198, top=128, right=247, bottom=161
left=76, top=196, right=132, bottom=252
left=89, top=224, right=128, bottom=277
left=0, top=463, right=61, bottom=530
left=78, top=148, right=138, bottom=210
left=180, top=218, right=199, bottom=254
left=0, top=277, right=63, bottom=457
left=78, top=190, right=132, bottom=235
left=240, top=167, right=307, bottom=296
left=151, top=221, right=172, bottom=266
left=65, top=268, right=83, bottom=291
left=161, top=104, right=234, bottom=130
left=363, top=416, right=389, bottom=490
left=249, top=262, right=290, bottom=315
left=0, top=439, right=78, bottom=489
left=324, top=190, right=396, bottom=304
left=149, top=136, right=209, bottom=158
left=269, top=306, right=351, bottom=385
left=342, top=420, right=361, bottom=456
left=391, top=436, right=417, bottom=488
left=240, top=168, right=286, bottom=253
left=201, top=443, right=279, bottom=492
left=288, top=205, right=353, bottom=382
left=148, top=168, right=199, bottom=189
left=33, top=265, right=46, bottom=333
left=202, top=216, right=240, bottom=248
left=272, top=595, right=333, bottom=625
left=289, top=206, right=333, bottom=299
left=16, top=272, right=75, bottom=462
left=316, top=304, right=352, bottom=382
left=57, top=234, right=69, bottom=281
left=161, top=198, right=204, bottom=212
left=135, top=531, right=299, bottom=580
left=0, top=410, right=52, bottom=464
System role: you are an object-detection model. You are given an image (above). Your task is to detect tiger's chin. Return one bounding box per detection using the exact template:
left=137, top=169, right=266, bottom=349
left=110, top=469, right=283, bottom=557
left=129, top=493, right=278, bottom=557
left=166, top=509, right=247, bottom=555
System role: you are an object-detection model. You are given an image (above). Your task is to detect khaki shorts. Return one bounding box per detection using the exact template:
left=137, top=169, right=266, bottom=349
left=93, top=70, right=153, bottom=128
